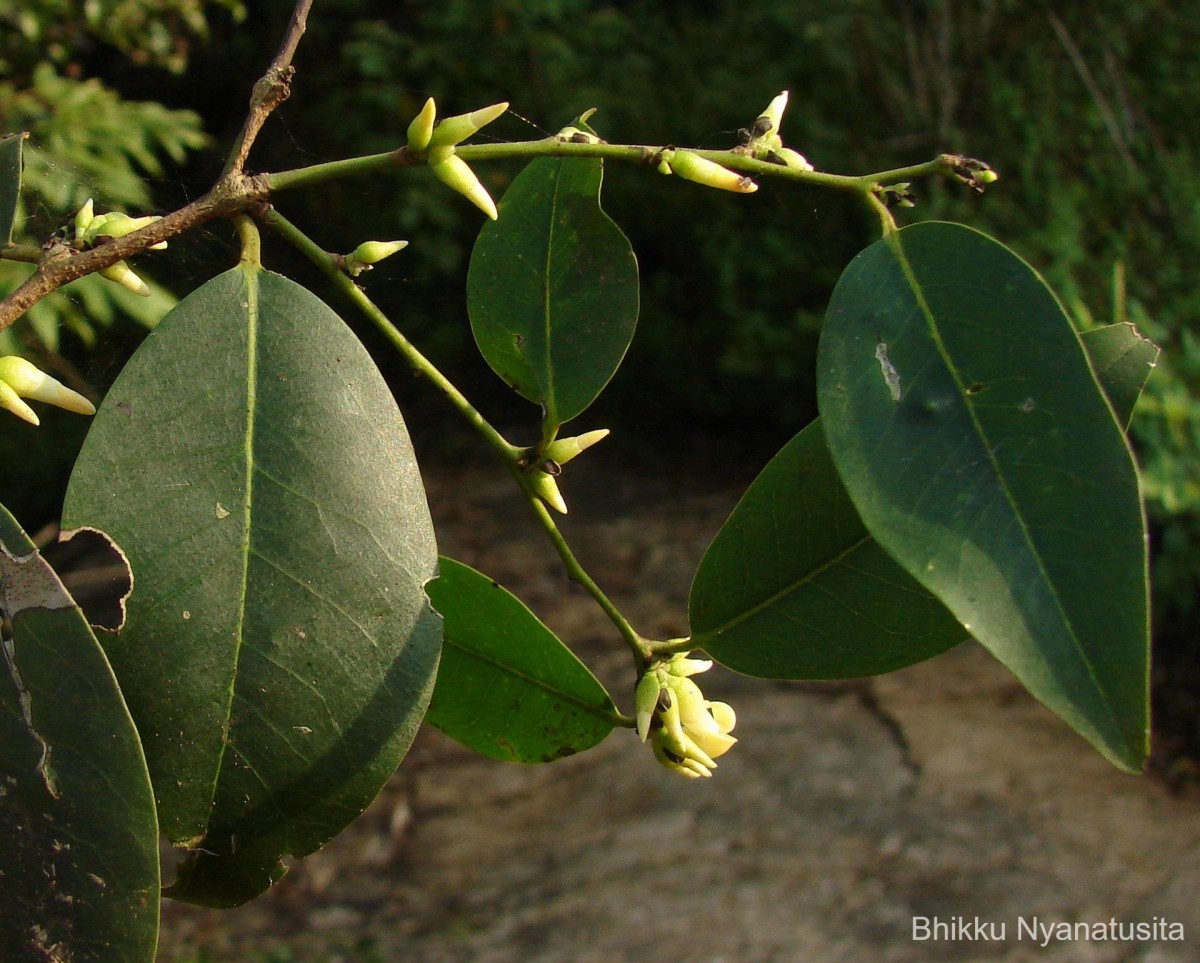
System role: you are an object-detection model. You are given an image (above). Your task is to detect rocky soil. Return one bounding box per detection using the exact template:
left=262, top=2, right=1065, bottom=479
left=157, top=458, right=1200, bottom=963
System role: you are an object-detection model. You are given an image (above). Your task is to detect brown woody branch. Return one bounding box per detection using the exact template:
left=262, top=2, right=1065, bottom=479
left=0, top=0, right=315, bottom=334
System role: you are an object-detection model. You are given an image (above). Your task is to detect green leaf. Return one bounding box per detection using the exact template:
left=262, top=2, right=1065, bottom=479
left=817, top=221, right=1148, bottom=773
left=690, top=320, right=1158, bottom=682
left=426, top=557, right=616, bottom=762
left=690, top=420, right=966, bottom=679
left=0, top=132, right=26, bottom=246
left=1080, top=322, right=1159, bottom=429
left=62, top=265, right=441, bottom=906
left=1, top=504, right=158, bottom=962
left=467, top=155, right=639, bottom=427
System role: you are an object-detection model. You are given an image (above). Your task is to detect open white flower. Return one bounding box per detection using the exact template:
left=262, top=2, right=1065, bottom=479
left=636, top=651, right=737, bottom=778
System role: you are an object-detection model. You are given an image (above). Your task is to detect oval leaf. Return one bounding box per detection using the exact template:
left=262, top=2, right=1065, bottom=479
left=425, top=557, right=616, bottom=762
left=0, top=132, right=24, bottom=246
left=62, top=264, right=441, bottom=906
left=817, top=221, right=1148, bottom=772
left=690, top=420, right=966, bottom=679
left=689, top=326, right=1154, bottom=682
left=467, top=156, right=639, bottom=427
left=1, top=503, right=158, bottom=962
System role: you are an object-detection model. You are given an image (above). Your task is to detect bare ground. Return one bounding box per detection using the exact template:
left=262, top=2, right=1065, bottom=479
left=157, top=459, right=1200, bottom=963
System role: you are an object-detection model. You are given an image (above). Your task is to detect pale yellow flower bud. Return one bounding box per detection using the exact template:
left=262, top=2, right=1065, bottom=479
left=543, top=428, right=610, bottom=466
left=344, top=240, right=409, bottom=276
left=430, top=149, right=499, bottom=221
left=667, top=150, right=758, bottom=194
left=756, top=90, right=790, bottom=140
left=86, top=212, right=167, bottom=250
left=428, top=102, right=509, bottom=149
left=74, top=198, right=95, bottom=243
left=99, top=260, right=151, bottom=296
left=634, top=670, right=661, bottom=742
left=529, top=469, right=568, bottom=514
left=0, top=356, right=96, bottom=426
left=407, top=97, right=437, bottom=152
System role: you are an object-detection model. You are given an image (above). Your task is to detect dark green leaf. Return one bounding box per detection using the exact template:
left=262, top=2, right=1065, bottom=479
left=690, top=420, right=965, bottom=678
left=817, top=221, right=1148, bottom=772
left=1, top=503, right=158, bottom=962
left=0, top=132, right=26, bottom=246
left=1080, top=322, right=1159, bottom=429
left=467, top=156, right=638, bottom=427
left=62, top=265, right=441, bottom=906
left=689, top=320, right=1158, bottom=682
left=426, top=557, right=616, bottom=762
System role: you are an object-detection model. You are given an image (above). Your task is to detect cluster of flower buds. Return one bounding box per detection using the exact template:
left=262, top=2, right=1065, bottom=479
left=73, top=198, right=165, bottom=296
left=406, top=97, right=509, bottom=220
left=342, top=239, right=409, bottom=277
left=659, top=149, right=759, bottom=194
left=739, top=91, right=814, bottom=172
left=0, top=356, right=95, bottom=426
left=635, top=651, right=737, bottom=778
left=525, top=428, right=609, bottom=515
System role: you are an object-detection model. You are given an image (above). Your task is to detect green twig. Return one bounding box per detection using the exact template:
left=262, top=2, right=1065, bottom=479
left=259, top=206, right=653, bottom=663
left=264, top=139, right=963, bottom=197
left=259, top=207, right=517, bottom=464
left=0, top=243, right=42, bottom=264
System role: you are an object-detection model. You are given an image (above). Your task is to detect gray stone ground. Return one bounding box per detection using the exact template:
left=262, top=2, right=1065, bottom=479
left=158, top=463, right=1200, bottom=962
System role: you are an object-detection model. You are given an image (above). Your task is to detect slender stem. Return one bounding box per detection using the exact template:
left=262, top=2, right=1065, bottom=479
left=865, top=191, right=899, bottom=236
left=519, top=488, right=650, bottom=662
left=234, top=215, right=262, bottom=267
left=259, top=206, right=651, bottom=662
left=265, top=138, right=961, bottom=197
left=0, top=244, right=42, bottom=264
left=259, top=207, right=519, bottom=465
left=222, top=0, right=314, bottom=176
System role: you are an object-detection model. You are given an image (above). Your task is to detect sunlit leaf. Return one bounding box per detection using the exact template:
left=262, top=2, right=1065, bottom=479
left=63, top=264, right=441, bottom=906
left=817, top=221, right=1148, bottom=772
left=468, top=155, right=638, bottom=428
left=426, top=557, right=616, bottom=762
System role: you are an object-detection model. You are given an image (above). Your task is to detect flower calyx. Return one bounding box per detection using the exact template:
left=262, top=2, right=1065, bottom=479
left=661, top=149, right=758, bottom=194
left=635, top=651, right=737, bottom=779
left=0, top=356, right=95, bottom=427
left=518, top=429, right=610, bottom=515
left=343, top=239, right=409, bottom=277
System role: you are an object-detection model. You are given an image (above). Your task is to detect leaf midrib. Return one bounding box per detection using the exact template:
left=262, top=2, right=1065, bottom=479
left=203, top=263, right=259, bottom=838
left=885, top=227, right=1118, bottom=736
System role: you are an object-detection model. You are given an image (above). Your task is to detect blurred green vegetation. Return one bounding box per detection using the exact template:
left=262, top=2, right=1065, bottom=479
left=2, top=0, right=1197, bottom=632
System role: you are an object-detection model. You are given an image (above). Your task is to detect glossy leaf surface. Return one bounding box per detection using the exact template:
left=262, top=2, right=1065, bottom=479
left=817, top=221, right=1148, bottom=772
left=468, top=156, right=638, bottom=427
left=426, top=557, right=616, bottom=762
left=63, top=264, right=441, bottom=906
left=691, top=321, right=1156, bottom=682
left=1, top=503, right=158, bottom=962
left=0, top=132, right=23, bottom=245
left=690, top=420, right=965, bottom=678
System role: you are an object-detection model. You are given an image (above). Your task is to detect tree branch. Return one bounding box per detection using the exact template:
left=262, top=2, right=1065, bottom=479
left=0, top=175, right=270, bottom=334
left=221, top=0, right=314, bottom=177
